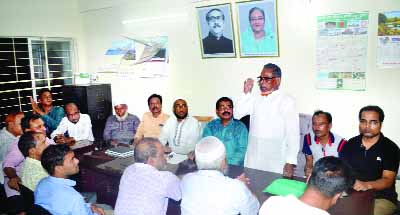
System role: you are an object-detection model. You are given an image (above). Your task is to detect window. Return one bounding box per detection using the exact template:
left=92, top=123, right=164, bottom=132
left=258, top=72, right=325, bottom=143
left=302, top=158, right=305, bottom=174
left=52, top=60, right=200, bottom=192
left=0, top=37, right=75, bottom=125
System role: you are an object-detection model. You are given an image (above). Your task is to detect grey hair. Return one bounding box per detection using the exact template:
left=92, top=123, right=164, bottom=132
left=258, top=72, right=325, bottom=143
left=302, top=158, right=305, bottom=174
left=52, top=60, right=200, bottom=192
left=134, top=137, right=160, bottom=163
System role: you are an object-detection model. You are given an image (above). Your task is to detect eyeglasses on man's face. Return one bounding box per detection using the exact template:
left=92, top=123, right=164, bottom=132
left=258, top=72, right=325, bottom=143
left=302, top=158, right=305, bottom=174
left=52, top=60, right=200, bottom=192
left=257, top=76, right=276, bottom=82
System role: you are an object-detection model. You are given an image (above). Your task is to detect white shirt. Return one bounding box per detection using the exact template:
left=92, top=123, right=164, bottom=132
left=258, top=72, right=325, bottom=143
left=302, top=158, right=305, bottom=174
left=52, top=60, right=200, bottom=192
left=159, top=116, right=202, bottom=155
left=235, top=89, right=300, bottom=173
left=180, top=170, right=260, bottom=215
left=259, top=195, right=329, bottom=215
left=50, top=114, right=94, bottom=141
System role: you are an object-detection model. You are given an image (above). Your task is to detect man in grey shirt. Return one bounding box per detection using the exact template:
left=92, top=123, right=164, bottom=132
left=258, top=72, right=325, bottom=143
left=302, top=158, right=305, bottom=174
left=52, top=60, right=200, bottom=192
left=103, top=101, right=140, bottom=145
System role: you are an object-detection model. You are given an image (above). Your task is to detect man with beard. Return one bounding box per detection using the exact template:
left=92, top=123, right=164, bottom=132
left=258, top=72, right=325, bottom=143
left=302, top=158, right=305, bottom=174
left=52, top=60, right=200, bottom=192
left=202, top=8, right=234, bottom=54
left=159, top=99, right=201, bottom=156
left=115, top=138, right=181, bottom=215
left=134, top=94, right=169, bottom=145
left=235, top=63, right=299, bottom=177
left=103, top=100, right=140, bottom=145
left=302, top=110, right=347, bottom=177
left=180, top=136, right=259, bottom=214
left=51, top=102, right=94, bottom=145
left=203, top=97, right=248, bottom=166
left=340, top=106, right=399, bottom=215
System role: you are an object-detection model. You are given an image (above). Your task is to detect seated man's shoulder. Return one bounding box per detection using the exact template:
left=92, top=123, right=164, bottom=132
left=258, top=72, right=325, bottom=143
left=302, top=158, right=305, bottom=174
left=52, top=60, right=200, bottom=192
left=127, top=113, right=140, bottom=121
left=382, top=136, right=399, bottom=150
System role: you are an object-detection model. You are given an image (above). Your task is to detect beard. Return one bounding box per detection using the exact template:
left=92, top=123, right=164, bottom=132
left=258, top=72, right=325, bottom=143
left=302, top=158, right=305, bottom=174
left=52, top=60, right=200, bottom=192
left=116, top=112, right=128, bottom=121
left=174, top=112, right=188, bottom=120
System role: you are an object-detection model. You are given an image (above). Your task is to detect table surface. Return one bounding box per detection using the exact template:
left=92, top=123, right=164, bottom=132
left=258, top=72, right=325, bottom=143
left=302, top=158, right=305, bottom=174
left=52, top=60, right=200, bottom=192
left=76, top=148, right=374, bottom=215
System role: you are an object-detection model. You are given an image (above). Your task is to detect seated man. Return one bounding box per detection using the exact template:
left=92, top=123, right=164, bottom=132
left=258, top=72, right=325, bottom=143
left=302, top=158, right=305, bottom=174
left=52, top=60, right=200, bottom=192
left=103, top=100, right=140, bottom=145
left=30, top=88, right=64, bottom=136
left=202, top=97, right=248, bottom=166
left=114, top=138, right=181, bottom=215
left=259, top=156, right=354, bottom=215
left=180, top=136, right=259, bottom=215
left=35, top=144, right=105, bottom=215
left=134, top=94, right=169, bottom=144
left=302, top=110, right=347, bottom=177
left=159, top=99, right=201, bottom=156
left=51, top=102, right=94, bottom=145
left=0, top=112, right=24, bottom=166
left=18, top=131, right=49, bottom=191
left=340, top=105, right=399, bottom=215
left=2, top=114, right=54, bottom=215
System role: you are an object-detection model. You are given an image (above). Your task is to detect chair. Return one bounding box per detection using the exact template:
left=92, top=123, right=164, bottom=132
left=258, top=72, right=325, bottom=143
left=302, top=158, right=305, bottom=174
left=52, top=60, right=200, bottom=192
left=239, top=115, right=250, bottom=131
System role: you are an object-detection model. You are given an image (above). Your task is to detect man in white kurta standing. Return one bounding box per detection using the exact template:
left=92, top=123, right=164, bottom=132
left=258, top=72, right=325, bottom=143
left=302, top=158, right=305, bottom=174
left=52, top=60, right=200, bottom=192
left=234, top=63, right=299, bottom=177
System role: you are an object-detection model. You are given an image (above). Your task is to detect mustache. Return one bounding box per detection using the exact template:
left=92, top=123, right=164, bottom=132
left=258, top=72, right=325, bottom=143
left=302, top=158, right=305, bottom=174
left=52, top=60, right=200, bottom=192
left=222, top=111, right=231, bottom=115
left=212, top=23, right=222, bottom=28
left=151, top=107, right=159, bottom=111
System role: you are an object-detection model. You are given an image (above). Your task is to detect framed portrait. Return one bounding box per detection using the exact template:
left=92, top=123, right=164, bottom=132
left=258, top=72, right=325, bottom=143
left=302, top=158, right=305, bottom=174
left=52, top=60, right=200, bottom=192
left=236, top=0, right=279, bottom=57
left=196, top=3, right=236, bottom=58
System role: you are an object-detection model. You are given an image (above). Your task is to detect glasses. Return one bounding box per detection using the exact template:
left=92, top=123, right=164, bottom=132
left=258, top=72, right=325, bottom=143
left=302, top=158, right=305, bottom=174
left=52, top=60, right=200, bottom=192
left=257, top=76, right=276, bottom=82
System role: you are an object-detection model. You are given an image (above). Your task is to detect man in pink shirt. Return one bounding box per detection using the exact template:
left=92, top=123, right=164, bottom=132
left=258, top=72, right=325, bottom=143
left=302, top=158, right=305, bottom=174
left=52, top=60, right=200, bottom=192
left=2, top=114, right=54, bottom=214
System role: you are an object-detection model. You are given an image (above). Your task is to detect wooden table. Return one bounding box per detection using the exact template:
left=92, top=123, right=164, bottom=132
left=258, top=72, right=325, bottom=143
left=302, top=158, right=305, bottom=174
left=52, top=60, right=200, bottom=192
left=75, top=149, right=374, bottom=215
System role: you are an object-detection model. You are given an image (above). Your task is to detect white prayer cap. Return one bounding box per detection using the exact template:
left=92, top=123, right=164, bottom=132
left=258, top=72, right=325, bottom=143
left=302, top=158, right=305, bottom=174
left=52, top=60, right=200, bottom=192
left=195, top=136, right=226, bottom=164
left=113, top=98, right=128, bottom=107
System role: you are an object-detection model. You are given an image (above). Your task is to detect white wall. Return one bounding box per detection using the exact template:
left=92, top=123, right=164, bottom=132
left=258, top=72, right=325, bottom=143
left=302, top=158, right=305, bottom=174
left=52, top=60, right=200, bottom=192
left=0, top=0, right=87, bottom=73
left=1, top=0, right=398, bottom=144
left=79, top=0, right=400, bottom=144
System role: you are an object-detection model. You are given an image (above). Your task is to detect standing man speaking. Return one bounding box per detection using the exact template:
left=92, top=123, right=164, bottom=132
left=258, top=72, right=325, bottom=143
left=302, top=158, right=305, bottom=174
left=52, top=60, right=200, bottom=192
left=235, top=63, right=299, bottom=177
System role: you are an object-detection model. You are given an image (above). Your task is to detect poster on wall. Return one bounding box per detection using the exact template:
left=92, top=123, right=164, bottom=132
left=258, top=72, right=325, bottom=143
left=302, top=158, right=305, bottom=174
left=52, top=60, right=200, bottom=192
left=100, top=36, right=168, bottom=80
left=236, top=0, right=279, bottom=57
left=377, top=11, right=400, bottom=68
left=316, top=12, right=369, bottom=91
left=196, top=3, right=236, bottom=58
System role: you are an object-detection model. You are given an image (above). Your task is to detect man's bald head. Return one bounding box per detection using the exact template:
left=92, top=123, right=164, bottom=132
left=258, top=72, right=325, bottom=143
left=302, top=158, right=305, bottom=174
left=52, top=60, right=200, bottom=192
left=134, top=138, right=166, bottom=170
left=65, top=102, right=80, bottom=123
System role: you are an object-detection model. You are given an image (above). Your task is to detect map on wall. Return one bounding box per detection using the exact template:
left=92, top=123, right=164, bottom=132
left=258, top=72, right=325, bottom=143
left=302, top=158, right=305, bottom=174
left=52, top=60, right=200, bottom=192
left=316, top=12, right=369, bottom=91
left=377, top=11, right=400, bottom=68
left=100, top=36, right=168, bottom=79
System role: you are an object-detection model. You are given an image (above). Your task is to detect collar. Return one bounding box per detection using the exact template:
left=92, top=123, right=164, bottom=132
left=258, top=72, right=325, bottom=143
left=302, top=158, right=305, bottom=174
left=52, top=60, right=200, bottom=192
left=217, top=118, right=234, bottom=127
left=315, top=132, right=335, bottom=146
left=358, top=133, right=385, bottom=147
left=25, top=157, right=42, bottom=165
left=135, top=162, right=158, bottom=171
left=48, top=176, right=76, bottom=187
left=197, top=170, right=224, bottom=178
left=207, top=32, right=223, bottom=40
left=260, top=89, right=279, bottom=97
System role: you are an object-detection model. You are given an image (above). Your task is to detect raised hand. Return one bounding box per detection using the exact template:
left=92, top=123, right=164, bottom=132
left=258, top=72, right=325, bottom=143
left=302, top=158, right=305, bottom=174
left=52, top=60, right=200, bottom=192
left=243, top=78, right=254, bottom=94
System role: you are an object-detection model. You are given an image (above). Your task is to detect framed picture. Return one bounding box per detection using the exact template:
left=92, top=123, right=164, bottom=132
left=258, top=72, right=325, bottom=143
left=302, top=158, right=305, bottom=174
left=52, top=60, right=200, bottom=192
left=196, top=3, right=236, bottom=58
left=237, top=0, right=279, bottom=57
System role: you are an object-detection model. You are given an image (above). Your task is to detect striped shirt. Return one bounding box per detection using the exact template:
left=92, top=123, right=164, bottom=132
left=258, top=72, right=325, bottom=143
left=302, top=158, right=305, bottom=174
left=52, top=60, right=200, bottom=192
left=302, top=132, right=347, bottom=163
left=114, top=163, right=181, bottom=215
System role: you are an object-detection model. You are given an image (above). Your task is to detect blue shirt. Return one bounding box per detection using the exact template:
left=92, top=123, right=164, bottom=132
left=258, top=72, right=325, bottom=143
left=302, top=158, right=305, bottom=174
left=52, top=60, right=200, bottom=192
left=35, top=176, right=97, bottom=215
left=202, top=118, right=248, bottom=166
left=41, top=106, right=65, bottom=136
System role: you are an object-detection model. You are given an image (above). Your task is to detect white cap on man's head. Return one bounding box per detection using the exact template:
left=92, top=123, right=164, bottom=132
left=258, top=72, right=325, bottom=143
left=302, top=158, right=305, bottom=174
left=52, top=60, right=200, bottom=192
left=195, top=136, right=226, bottom=163
left=113, top=98, right=128, bottom=107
